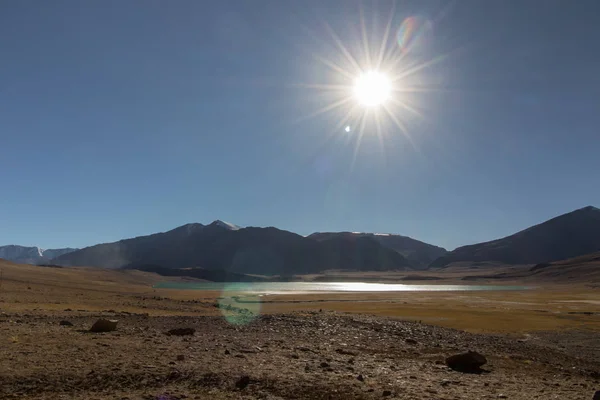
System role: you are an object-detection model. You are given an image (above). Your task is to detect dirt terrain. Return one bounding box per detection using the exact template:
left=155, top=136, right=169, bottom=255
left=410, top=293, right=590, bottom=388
left=0, top=260, right=599, bottom=399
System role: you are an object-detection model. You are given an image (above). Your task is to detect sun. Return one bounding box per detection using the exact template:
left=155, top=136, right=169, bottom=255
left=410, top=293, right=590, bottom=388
left=353, top=71, right=391, bottom=107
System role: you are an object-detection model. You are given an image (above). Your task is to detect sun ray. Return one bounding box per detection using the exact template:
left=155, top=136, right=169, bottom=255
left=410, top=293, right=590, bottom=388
left=311, top=53, right=357, bottom=81
left=350, top=109, right=369, bottom=172
left=288, top=82, right=350, bottom=91
left=293, top=96, right=354, bottom=124
left=391, top=53, right=449, bottom=82
left=389, top=97, right=424, bottom=120
left=382, top=103, right=418, bottom=153
left=323, top=22, right=363, bottom=75
left=374, top=109, right=387, bottom=166
left=359, top=5, right=372, bottom=69
left=376, top=2, right=396, bottom=69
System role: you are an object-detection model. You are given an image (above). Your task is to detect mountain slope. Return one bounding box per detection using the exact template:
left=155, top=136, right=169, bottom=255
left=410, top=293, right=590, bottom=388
left=430, top=206, right=600, bottom=268
left=309, top=232, right=446, bottom=269
left=0, top=245, right=78, bottom=265
left=52, top=221, right=413, bottom=274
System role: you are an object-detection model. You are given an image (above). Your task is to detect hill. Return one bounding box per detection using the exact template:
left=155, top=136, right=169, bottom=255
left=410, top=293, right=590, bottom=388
left=526, top=251, right=600, bottom=283
left=52, top=221, right=413, bottom=274
left=309, top=232, right=446, bottom=269
left=431, top=206, right=600, bottom=268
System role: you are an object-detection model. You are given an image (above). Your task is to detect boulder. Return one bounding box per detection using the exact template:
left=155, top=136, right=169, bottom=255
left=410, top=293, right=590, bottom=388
left=166, top=328, right=195, bottom=336
left=593, top=390, right=600, bottom=400
left=235, top=375, right=250, bottom=389
left=89, top=318, right=118, bottom=332
left=445, top=351, right=487, bottom=373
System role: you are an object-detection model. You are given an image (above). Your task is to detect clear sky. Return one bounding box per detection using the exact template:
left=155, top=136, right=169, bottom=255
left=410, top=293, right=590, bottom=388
left=1, top=0, right=599, bottom=251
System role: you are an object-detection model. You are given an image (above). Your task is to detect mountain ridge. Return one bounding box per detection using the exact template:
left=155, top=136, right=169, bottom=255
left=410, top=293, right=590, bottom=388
left=308, top=231, right=447, bottom=269
left=0, top=245, right=78, bottom=265
left=51, top=222, right=415, bottom=274
left=430, top=205, right=600, bottom=268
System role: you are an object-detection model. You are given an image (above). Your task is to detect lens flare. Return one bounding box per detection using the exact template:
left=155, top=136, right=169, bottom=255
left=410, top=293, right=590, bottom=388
left=218, top=283, right=261, bottom=325
left=397, top=16, right=433, bottom=54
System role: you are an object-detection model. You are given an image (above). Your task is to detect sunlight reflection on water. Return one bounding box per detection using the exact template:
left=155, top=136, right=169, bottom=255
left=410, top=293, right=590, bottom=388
left=154, top=282, right=530, bottom=294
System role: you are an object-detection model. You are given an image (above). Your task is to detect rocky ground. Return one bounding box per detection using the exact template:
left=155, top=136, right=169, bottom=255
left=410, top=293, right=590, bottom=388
left=1, top=310, right=598, bottom=400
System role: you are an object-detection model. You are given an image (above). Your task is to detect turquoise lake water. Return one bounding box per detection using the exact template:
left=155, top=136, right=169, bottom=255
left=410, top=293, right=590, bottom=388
left=153, top=282, right=530, bottom=294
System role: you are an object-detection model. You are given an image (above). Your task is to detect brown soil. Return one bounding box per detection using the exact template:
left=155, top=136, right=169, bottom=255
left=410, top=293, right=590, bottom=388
left=0, top=260, right=599, bottom=399
left=1, top=311, right=599, bottom=399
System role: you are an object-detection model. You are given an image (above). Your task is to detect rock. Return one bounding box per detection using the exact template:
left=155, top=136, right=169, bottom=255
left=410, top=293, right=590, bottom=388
left=445, top=351, right=487, bottom=373
left=166, top=328, right=195, bottom=336
left=176, top=355, right=185, bottom=361
left=59, top=320, right=73, bottom=326
left=224, top=349, right=231, bottom=355
left=382, top=390, right=392, bottom=396
left=89, top=319, right=118, bottom=333
left=498, top=395, right=507, bottom=399
left=357, top=374, right=364, bottom=382
left=320, top=362, right=330, bottom=368
left=235, top=375, right=250, bottom=389
left=336, top=348, right=359, bottom=356
left=593, top=391, right=600, bottom=400
left=405, top=338, right=418, bottom=345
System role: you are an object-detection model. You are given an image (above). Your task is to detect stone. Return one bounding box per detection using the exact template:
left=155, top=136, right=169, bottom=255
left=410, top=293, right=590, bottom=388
left=336, top=348, right=359, bottom=356
left=593, top=391, right=600, bottom=400
left=176, top=355, right=185, bottom=361
left=166, top=328, right=195, bottom=336
left=235, top=375, right=250, bottom=389
left=405, top=338, right=418, bottom=345
left=59, top=320, right=73, bottom=326
left=382, top=390, right=392, bottom=396
left=89, top=318, right=118, bottom=332
left=357, top=374, right=364, bottom=382
left=445, top=351, right=487, bottom=373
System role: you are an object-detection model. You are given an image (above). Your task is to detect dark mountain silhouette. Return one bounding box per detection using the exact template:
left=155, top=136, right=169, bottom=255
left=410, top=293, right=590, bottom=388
left=309, top=232, right=446, bottom=269
left=430, top=206, right=600, bottom=268
left=52, top=221, right=413, bottom=274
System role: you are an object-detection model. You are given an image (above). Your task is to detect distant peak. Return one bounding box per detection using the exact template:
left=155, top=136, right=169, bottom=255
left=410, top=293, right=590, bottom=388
left=210, top=220, right=241, bottom=231
left=581, top=205, right=599, bottom=212
left=172, top=223, right=205, bottom=235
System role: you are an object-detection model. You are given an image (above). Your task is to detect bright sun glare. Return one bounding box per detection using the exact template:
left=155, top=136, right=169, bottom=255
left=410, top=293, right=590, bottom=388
left=353, top=71, right=391, bottom=107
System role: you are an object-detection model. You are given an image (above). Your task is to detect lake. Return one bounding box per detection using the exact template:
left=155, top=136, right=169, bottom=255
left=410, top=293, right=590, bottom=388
left=153, top=282, right=530, bottom=294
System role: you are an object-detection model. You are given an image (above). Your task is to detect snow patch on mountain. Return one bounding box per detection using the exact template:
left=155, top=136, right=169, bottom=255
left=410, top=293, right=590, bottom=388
left=211, top=220, right=241, bottom=230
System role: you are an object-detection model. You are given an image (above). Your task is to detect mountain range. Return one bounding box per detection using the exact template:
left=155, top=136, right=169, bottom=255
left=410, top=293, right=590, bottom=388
left=0, top=245, right=78, bottom=265
left=2, top=206, right=600, bottom=276
left=51, top=221, right=417, bottom=274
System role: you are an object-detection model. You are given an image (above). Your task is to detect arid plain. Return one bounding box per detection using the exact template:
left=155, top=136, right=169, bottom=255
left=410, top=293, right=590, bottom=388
left=0, top=259, right=598, bottom=399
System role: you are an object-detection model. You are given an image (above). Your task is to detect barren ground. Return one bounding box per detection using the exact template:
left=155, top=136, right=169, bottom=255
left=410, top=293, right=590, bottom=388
left=0, top=261, right=598, bottom=399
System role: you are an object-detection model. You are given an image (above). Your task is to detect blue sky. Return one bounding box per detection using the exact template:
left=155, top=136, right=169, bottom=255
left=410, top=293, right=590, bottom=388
left=1, top=0, right=599, bottom=251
